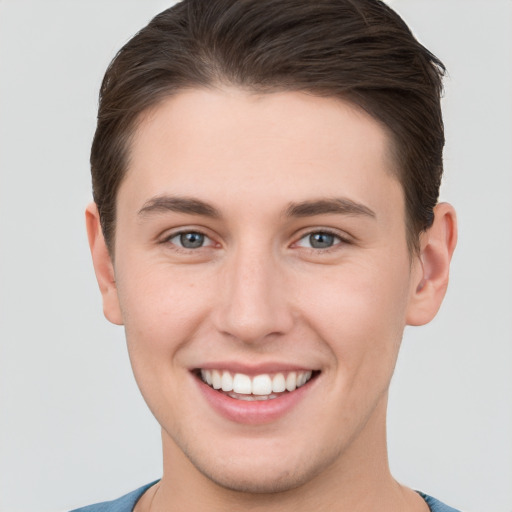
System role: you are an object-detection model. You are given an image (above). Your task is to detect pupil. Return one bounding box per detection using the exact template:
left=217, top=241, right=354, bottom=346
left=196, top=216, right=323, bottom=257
left=180, top=232, right=204, bottom=248
left=309, top=232, right=334, bottom=249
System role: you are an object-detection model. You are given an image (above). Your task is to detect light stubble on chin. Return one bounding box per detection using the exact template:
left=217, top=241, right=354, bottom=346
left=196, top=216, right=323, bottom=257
left=174, top=432, right=343, bottom=496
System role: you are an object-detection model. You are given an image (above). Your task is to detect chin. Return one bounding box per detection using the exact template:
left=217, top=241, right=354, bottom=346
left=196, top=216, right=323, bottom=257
left=181, top=439, right=339, bottom=495
left=198, top=462, right=316, bottom=494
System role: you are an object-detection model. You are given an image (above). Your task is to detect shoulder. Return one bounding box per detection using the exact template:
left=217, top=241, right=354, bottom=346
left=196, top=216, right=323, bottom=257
left=418, top=491, right=463, bottom=512
left=69, top=482, right=158, bottom=512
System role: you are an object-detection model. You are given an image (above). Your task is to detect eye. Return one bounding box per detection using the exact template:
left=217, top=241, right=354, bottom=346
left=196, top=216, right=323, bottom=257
left=167, top=231, right=214, bottom=249
left=296, top=231, right=343, bottom=249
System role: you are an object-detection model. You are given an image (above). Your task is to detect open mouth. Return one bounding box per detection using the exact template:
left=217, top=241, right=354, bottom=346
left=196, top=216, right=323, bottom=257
left=195, top=369, right=319, bottom=401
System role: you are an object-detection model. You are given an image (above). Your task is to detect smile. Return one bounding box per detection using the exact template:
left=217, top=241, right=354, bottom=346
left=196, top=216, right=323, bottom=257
left=199, top=369, right=315, bottom=400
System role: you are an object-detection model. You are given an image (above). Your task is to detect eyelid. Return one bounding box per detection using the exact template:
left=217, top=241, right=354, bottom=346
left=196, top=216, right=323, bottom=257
left=160, top=227, right=218, bottom=249
left=292, top=228, right=351, bottom=250
left=158, top=226, right=352, bottom=251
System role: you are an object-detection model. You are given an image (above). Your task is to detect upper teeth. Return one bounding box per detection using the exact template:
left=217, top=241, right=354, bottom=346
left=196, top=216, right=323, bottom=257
left=200, top=369, right=313, bottom=395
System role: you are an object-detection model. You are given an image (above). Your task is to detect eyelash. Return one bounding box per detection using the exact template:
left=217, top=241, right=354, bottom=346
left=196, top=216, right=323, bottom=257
left=294, top=229, right=348, bottom=252
left=161, top=228, right=349, bottom=253
left=162, top=230, right=216, bottom=251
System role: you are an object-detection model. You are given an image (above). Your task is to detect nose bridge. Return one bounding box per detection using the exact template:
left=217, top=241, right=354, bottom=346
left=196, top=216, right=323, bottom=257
left=215, top=240, right=292, bottom=343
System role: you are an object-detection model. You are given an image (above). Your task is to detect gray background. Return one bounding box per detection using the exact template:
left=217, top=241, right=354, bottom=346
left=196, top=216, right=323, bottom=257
left=0, top=1, right=511, bottom=511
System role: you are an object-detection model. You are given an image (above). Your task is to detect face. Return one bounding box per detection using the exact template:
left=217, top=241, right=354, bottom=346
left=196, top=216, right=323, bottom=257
left=95, top=88, right=429, bottom=493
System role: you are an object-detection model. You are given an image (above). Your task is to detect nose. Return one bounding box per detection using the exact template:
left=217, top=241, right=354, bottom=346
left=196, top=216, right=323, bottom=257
left=213, top=244, right=294, bottom=344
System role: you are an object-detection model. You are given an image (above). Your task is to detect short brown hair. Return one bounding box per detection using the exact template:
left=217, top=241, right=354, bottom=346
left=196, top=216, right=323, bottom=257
left=91, top=0, right=445, bottom=253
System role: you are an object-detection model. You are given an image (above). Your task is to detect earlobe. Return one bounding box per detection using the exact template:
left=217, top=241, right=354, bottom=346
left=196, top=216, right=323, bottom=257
left=406, top=203, right=457, bottom=326
left=85, top=203, right=124, bottom=326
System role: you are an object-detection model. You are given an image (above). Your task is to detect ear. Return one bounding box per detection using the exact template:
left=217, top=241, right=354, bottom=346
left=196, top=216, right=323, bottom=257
left=85, top=203, right=124, bottom=325
left=406, top=202, right=458, bottom=326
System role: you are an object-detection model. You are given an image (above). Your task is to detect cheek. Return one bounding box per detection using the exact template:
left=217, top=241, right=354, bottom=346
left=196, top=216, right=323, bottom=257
left=115, top=259, right=215, bottom=355
left=299, top=257, right=411, bottom=371
left=114, top=261, right=217, bottom=423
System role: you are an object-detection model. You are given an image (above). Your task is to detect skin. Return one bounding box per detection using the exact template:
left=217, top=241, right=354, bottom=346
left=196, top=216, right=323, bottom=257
left=87, top=88, right=457, bottom=511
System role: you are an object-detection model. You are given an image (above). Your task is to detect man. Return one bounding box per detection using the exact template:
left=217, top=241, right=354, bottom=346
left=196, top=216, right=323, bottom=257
left=75, top=0, right=458, bottom=510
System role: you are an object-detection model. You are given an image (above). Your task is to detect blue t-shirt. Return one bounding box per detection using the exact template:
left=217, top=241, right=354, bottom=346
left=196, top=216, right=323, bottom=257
left=70, top=482, right=461, bottom=512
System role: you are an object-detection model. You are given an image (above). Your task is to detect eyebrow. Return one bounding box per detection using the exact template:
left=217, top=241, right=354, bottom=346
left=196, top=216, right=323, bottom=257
left=137, top=195, right=375, bottom=220
left=284, top=198, right=376, bottom=219
left=138, top=196, right=222, bottom=218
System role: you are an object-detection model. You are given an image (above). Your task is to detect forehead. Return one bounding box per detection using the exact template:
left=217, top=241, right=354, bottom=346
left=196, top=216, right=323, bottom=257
left=122, top=87, right=402, bottom=220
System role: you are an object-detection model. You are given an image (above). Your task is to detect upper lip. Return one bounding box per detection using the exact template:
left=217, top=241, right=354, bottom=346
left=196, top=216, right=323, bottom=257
left=192, top=362, right=319, bottom=376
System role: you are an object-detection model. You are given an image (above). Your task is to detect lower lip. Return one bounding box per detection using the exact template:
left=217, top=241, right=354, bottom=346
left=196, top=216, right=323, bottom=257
left=194, top=375, right=316, bottom=425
